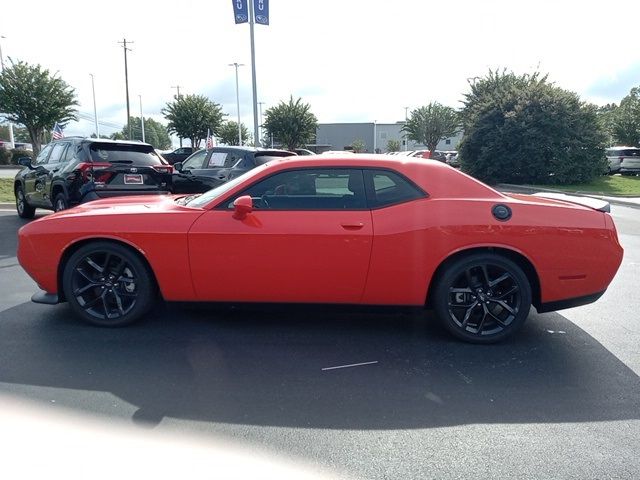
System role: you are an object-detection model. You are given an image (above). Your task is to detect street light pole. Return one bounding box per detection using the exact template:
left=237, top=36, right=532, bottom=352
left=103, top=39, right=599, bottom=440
left=0, top=35, right=5, bottom=71
left=1, top=35, right=14, bottom=149
left=258, top=101, right=265, bottom=147
left=404, top=106, right=409, bottom=151
left=139, top=95, right=145, bottom=143
left=90, top=74, right=99, bottom=138
left=229, top=63, right=244, bottom=145
left=373, top=120, right=377, bottom=154
left=171, top=85, right=182, bottom=147
left=248, top=0, right=259, bottom=147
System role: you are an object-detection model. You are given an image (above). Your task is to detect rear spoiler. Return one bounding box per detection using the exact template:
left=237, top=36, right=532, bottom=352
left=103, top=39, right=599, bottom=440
left=532, top=192, right=611, bottom=213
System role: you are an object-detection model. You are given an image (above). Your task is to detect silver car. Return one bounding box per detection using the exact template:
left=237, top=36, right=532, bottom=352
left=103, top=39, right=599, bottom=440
left=606, top=147, right=640, bottom=175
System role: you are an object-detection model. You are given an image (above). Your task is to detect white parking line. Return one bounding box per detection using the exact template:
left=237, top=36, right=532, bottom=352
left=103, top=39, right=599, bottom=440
left=321, top=361, right=379, bottom=371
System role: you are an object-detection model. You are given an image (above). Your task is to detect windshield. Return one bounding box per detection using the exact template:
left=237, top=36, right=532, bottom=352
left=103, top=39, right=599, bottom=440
left=185, top=165, right=268, bottom=208
left=89, top=143, right=164, bottom=166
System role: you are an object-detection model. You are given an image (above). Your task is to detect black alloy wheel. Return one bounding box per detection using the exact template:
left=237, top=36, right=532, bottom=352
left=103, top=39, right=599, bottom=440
left=62, top=242, right=156, bottom=326
left=54, top=193, right=68, bottom=212
left=16, top=186, right=36, bottom=219
left=433, top=253, right=532, bottom=343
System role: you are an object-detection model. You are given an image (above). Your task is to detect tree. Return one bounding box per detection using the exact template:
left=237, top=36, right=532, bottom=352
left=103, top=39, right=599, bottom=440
left=116, top=117, right=172, bottom=149
left=351, top=139, right=365, bottom=153
left=218, top=120, right=251, bottom=146
left=612, top=87, right=640, bottom=146
left=0, top=60, right=78, bottom=156
left=402, top=102, right=459, bottom=153
left=262, top=96, right=318, bottom=151
left=459, top=70, right=607, bottom=185
left=387, top=139, right=401, bottom=152
left=162, top=94, right=224, bottom=148
left=597, top=103, right=618, bottom=146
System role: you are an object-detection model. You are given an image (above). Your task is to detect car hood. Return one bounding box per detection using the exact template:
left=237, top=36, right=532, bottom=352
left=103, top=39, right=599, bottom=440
left=43, top=195, right=199, bottom=220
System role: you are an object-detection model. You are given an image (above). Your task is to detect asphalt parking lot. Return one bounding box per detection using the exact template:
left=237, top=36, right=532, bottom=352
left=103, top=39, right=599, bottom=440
left=0, top=206, right=639, bottom=479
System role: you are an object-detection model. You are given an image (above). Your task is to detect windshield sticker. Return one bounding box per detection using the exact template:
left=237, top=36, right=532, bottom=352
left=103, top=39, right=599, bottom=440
left=209, top=152, right=227, bottom=167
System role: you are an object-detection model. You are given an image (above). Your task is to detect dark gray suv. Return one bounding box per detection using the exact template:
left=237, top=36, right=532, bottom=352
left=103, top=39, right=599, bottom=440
left=14, top=138, right=173, bottom=218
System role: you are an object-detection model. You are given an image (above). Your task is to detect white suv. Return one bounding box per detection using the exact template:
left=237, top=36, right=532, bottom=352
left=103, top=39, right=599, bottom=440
left=606, top=147, right=640, bottom=175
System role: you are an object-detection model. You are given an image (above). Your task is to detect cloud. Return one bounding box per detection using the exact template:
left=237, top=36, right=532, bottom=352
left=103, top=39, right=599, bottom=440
left=585, top=62, right=640, bottom=104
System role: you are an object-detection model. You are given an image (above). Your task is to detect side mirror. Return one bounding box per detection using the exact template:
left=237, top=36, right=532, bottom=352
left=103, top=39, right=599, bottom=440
left=233, top=195, right=253, bottom=219
left=18, top=157, right=34, bottom=169
left=173, top=162, right=183, bottom=172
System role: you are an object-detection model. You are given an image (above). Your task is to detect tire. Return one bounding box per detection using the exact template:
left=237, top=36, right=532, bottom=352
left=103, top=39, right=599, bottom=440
left=62, top=241, right=157, bottom=327
left=15, top=185, right=36, bottom=219
left=53, top=192, right=69, bottom=212
left=432, top=253, right=532, bottom=344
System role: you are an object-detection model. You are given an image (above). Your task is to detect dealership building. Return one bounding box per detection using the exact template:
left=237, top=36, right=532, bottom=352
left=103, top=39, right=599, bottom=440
left=313, top=122, right=463, bottom=153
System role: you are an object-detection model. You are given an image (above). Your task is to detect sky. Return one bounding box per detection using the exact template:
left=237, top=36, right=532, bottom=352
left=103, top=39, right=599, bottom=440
left=2, top=0, right=640, bottom=145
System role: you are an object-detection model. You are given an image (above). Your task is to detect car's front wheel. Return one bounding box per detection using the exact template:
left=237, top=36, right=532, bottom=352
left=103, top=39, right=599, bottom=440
left=62, top=242, right=156, bottom=327
left=15, top=185, right=36, bottom=219
left=432, top=253, right=532, bottom=343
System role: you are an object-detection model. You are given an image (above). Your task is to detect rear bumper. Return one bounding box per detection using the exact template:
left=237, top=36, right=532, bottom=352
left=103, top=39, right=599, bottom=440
left=536, top=290, right=605, bottom=313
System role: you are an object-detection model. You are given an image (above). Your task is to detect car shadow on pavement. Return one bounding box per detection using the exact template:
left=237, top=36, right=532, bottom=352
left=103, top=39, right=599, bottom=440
left=0, top=301, right=638, bottom=430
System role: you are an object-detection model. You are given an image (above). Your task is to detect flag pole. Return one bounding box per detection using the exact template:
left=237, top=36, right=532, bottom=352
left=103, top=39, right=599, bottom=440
left=248, top=0, right=259, bottom=147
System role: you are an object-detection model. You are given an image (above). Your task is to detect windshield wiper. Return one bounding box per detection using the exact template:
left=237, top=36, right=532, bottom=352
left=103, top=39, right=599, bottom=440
left=108, top=160, right=134, bottom=164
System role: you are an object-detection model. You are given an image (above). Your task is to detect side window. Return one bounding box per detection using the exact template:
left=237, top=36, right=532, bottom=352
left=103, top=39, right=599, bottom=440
left=229, top=169, right=366, bottom=210
left=34, top=144, right=53, bottom=165
left=224, top=152, right=243, bottom=168
left=48, top=143, right=68, bottom=164
left=208, top=151, right=228, bottom=167
left=181, top=150, right=207, bottom=170
left=64, top=144, right=79, bottom=162
left=365, top=169, right=425, bottom=208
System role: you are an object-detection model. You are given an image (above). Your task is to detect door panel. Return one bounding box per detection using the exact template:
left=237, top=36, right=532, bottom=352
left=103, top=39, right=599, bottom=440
left=188, top=210, right=373, bottom=303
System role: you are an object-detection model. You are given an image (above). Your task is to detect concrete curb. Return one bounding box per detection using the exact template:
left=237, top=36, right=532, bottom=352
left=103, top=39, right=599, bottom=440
left=497, top=184, right=640, bottom=209
left=0, top=202, right=15, bottom=209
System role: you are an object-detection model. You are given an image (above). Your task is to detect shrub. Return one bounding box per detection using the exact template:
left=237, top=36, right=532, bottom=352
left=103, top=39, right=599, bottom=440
left=10, top=149, right=33, bottom=164
left=459, top=70, right=608, bottom=185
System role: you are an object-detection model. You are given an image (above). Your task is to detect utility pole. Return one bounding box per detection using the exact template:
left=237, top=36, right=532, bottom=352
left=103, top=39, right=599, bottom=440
left=229, top=63, right=244, bottom=145
left=258, top=101, right=265, bottom=147
left=171, top=85, right=182, bottom=146
left=90, top=74, right=99, bottom=138
left=118, top=38, right=133, bottom=140
left=139, top=95, right=145, bottom=143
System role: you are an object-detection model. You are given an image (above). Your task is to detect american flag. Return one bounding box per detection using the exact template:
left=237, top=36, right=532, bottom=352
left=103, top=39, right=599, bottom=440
left=206, top=128, right=216, bottom=150
left=52, top=122, right=64, bottom=140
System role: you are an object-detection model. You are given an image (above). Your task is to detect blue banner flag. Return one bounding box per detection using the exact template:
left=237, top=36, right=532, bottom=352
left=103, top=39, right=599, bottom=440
left=232, top=0, right=248, bottom=23
left=254, top=0, right=269, bottom=25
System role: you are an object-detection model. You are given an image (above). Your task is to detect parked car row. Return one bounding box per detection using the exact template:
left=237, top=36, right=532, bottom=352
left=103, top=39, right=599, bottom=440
left=606, top=146, right=640, bottom=175
left=386, top=150, right=460, bottom=167
left=13, top=137, right=297, bottom=218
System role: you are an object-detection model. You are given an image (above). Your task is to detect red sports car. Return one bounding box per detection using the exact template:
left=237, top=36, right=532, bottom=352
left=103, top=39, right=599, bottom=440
left=17, top=156, right=623, bottom=343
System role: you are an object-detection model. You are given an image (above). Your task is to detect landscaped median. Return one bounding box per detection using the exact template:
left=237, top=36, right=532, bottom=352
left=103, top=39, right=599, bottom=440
left=0, top=178, right=14, bottom=204
left=498, top=175, right=640, bottom=208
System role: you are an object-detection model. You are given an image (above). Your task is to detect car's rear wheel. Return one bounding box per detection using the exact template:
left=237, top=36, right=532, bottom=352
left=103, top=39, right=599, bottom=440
left=15, top=185, right=36, bottom=219
left=433, top=253, right=532, bottom=343
left=62, top=242, right=156, bottom=327
left=53, top=192, right=68, bottom=212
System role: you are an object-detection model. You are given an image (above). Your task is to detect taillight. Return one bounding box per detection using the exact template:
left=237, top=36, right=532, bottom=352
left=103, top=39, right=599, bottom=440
left=152, top=165, right=174, bottom=174
left=76, top=162, right=111, bottom=182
